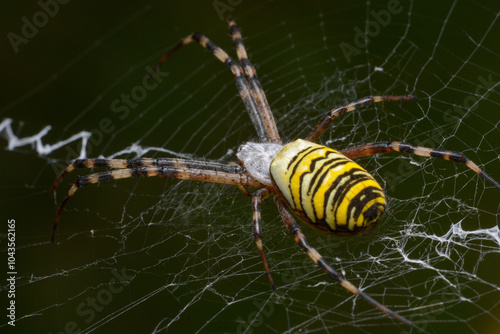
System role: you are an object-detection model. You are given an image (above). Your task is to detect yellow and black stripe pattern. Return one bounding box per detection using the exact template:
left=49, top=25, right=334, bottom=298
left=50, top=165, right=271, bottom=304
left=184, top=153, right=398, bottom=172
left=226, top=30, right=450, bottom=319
left=270, top=139, right=386, bottom=233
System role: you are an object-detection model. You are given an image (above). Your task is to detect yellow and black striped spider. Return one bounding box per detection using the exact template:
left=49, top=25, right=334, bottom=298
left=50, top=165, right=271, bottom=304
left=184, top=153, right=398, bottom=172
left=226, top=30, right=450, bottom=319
left=52, top=18, right=500, bottom=327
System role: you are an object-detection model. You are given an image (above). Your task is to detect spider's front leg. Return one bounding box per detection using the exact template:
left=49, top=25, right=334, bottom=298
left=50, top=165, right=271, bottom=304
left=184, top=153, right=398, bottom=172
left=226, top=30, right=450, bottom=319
left=227, top=18, right=281, bottom=144
left=148, top=28, right=274, bottom=143
left=274, top=196, right=415, bottom=327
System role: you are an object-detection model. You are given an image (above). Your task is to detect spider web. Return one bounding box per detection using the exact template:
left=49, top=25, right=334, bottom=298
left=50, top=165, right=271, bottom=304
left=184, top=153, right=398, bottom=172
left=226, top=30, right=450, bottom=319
left=1, top=1, right=500, bottom=333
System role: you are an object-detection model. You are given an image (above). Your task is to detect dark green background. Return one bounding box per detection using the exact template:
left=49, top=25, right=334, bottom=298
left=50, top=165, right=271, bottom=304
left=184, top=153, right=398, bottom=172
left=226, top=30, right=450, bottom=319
left=1, top=1, right=499, bottom=333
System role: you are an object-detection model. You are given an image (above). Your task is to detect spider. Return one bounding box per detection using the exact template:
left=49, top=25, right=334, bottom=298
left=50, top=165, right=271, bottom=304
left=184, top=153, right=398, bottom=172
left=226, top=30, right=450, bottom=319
left=52, top=18, right=500, bottom=327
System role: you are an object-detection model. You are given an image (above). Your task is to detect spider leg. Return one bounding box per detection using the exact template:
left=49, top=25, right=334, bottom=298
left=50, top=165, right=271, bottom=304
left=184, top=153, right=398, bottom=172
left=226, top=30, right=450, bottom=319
left=274, top=196, right=415, bottom=326
left=252, top=188, right=275, bottom=289
left=306, top=96, right=417, bottom=143
left=52, top=158, right=130, bottom=193
left=228, top=18, right=281, bottom=144
left=341, top=141, right=500, bottom=190
left=52, top=160, right=261, bottom=242
left=149, top=33, right=271, bottom=143
left=52, top=158, right=256, bottom=193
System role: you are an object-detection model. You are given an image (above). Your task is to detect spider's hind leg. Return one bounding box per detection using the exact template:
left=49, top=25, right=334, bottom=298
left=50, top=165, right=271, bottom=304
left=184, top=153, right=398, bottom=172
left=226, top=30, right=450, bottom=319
left=274, top=196, right=415, bottom=326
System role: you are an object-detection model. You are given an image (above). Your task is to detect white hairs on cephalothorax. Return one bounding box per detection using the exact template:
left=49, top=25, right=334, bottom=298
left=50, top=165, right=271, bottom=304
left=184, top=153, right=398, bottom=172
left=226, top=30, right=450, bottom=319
left=236, top=142, right=284, bottom=186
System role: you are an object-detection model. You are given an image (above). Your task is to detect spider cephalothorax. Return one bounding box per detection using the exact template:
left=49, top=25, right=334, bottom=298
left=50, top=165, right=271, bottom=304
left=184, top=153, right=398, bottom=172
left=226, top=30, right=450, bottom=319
left=52, top=18, right=500, bottom=327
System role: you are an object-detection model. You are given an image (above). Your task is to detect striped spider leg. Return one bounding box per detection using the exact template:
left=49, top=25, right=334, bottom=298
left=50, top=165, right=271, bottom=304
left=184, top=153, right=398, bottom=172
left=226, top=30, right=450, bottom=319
left=149, top=20, right=279, bottom=144
left=148, top=18, right=281, bottom=283
left=227, top=18, right=281, bottom=144
left=306, top=95, right=417, bottom=143
left=228, top=18, right=281, bottom=290
left=51, top=158, right=262, bottom=242
left=274, top=196, right=414, bottom=326
left=150, top=33, right=269, bottom=141
left=306, top=94, right=500, bottom=188
left=341, top=142, right=500, bottom=190
left=251, top=187, right=275, bottom=289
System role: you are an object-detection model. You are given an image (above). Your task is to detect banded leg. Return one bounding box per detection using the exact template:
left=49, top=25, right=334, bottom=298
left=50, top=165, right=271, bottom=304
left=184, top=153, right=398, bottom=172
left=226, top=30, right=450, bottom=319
left=52, top=158, right=255, bottom=193
left=252, top=188, right=275, bottom=289
left=149, top=33, right=271, bottom=143
left=52, top=160, right=261, bottom=242
left=228, top=18, right=281, bottom=144
left=306, top=96, right=417, bottom=143
left=274, top=196, right=414, bottom=326
left=341, top=142, right=500, bottom=190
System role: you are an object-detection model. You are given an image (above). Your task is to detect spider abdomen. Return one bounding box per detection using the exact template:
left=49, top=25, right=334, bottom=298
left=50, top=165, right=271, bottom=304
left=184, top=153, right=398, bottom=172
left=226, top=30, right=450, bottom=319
left=270, top=139, right=386, bottom=234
